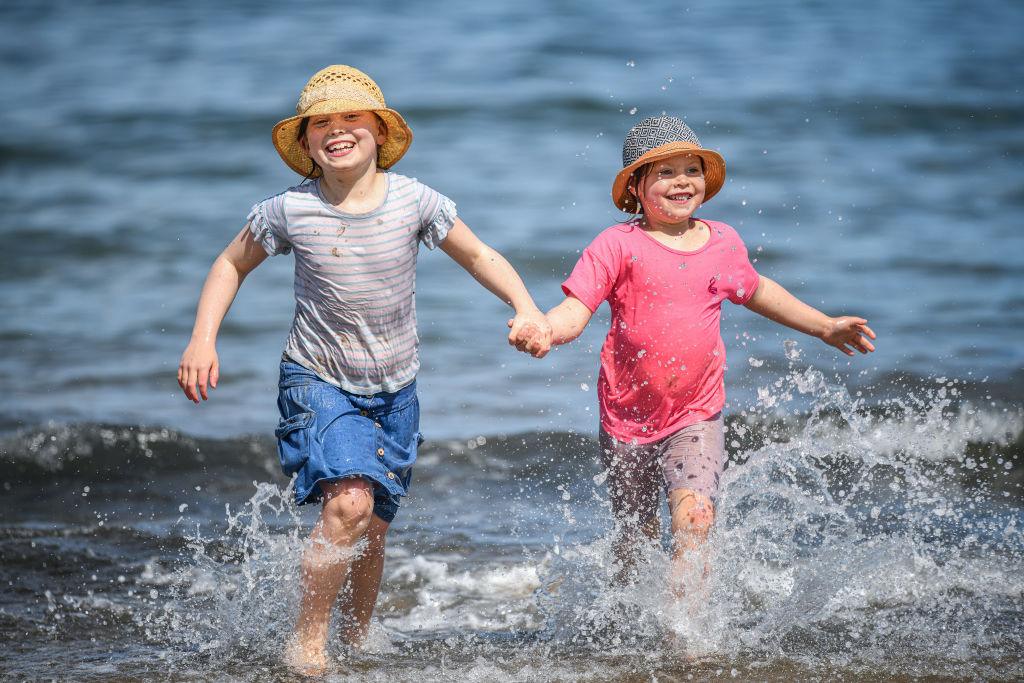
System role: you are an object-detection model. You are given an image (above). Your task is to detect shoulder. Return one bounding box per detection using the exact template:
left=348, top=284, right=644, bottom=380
left=579, top=222, right=639, bottom=264
left=700, top=218, right=742, bottom=241
left=256, top=181, right=317, bottom=209
left=385, top=172, right=430, bottom=195
left=592, top=221, right=641, bottom=246
left=384, top=172, right=443, bottom=205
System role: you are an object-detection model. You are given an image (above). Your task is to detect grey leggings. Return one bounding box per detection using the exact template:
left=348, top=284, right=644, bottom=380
left=599, top=412, right=724, bottom=523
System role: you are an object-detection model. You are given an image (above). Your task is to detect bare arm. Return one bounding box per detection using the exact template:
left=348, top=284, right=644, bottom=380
left=546, top=296, right=594, bottom=346
left=439, top=218, right=552, bottom=357
left=178, top=226, right=269, bottom=402
left=744, top=275, right=876, bottom=356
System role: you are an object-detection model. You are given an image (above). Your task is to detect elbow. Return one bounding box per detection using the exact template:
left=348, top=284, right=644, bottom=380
left=216, top=253, right=253, bottom=281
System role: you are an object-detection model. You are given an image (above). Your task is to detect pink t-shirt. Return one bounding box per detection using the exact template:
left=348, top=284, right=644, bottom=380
left=562, top=219, right=759, bottom=444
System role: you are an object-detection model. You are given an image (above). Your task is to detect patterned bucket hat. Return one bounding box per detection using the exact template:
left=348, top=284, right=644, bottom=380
left=611, top=116, right=726, bottom=212
left=272, top=65, right=413, bottom=177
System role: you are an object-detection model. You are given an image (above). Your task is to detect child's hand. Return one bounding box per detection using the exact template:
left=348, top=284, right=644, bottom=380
left=821, top=317, right=876, bottom=356
left=178, top=341, right=220, bottom=403
left=507, top=310, right=553, bottom=358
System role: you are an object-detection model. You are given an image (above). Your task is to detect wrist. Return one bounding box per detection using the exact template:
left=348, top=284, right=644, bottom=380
left=190, top=331, right=217, bottom=347
left=816, top=317, right=836, bottom=340
left=513, top=303, right=544, bottom=317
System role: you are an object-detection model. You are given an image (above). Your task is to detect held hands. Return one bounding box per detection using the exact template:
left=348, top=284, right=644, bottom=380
left=507, top=309, right=553, bottom=358
left=821, top=317, right=876, bottom=356
left=177, top=340, right=219, bottom=403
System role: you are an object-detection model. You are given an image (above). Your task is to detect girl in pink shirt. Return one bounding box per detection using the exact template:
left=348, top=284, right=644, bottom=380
left=513, top=116, right=876, bottom=595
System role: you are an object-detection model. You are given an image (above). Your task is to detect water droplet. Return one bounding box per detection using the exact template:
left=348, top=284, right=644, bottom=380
left=626, top=59, right=636, bottom=67
left=580, top=383, right=590, bottom=391
left=628, top=107, right=638, bottom=115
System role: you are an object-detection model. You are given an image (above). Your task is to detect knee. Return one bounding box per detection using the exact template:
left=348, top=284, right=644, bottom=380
left=680, top=506, right=715, bottom=536
left=320, top=479, right=375, bottom=538
left=671, top=491, right=716, bottom=538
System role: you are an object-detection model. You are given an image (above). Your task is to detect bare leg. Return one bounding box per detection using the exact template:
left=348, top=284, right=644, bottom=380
left=667, top=488, right=715, bottom=600
left=337, top=512, right=390, bottom=644
left=285, top=478, right=375, bottom=674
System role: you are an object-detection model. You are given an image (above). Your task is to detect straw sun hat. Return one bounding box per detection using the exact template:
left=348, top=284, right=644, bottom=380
left=272, top=65, right=412, bottom=177
left=611, top=116, right=726, bottom=213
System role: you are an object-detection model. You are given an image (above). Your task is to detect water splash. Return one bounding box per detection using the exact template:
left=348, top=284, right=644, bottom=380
left=139, top=481, right=308, bottom=666
left=15, top=356, right=1020, bottom=680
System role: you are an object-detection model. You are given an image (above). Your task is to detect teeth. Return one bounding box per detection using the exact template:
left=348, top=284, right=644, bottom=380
left=327, top=142, right=354, bottom=152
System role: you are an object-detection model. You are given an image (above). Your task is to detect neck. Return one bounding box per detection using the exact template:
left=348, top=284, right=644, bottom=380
left=318, top=160, right=380, bottom=206
left=642, top=215, right=697, bottom=236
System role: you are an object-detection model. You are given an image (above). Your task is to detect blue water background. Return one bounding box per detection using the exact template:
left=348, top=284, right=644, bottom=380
left=1, top=0, right=1022, bottom=438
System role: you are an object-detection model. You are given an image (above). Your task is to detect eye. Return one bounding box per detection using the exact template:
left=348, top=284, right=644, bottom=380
left=345, top=113, right=361, bottom=121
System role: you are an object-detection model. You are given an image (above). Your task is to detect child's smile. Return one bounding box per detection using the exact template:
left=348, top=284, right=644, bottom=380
left=637, top=153, right=706, bottom=229
left=325, top=140, right=356, bottom=157
left=302, top=111, right=385, bottom=174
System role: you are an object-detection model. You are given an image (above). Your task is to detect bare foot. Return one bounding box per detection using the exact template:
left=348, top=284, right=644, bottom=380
left=283, top=638, right=328, bottom=677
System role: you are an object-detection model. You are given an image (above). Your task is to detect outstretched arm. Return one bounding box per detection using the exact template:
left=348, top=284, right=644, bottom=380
left=506, top=296, right=592, bottom=359
left=744, top=276, right=876, bottom=356
left=178, top=226, right=268, bottom=402
left=440, top=218, right=552, bottom=357
left=546, top=296, right=593, bottom=347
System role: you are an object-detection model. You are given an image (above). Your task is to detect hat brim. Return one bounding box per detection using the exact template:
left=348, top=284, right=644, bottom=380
left=272, top=100, right=413, bottom=177
left=611, top=141, right=726, bottom=212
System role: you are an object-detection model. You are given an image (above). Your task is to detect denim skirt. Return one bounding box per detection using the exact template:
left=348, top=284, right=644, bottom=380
left=275, top=360, right=420, bottom=523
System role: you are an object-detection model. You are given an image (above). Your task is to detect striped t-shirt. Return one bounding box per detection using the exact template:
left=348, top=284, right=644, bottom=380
left=247, top=172, right=456, bottom=394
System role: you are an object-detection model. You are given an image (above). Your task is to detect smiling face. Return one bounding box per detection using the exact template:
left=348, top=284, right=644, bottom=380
left=632, top=153, right=706, bottom=228
left=299, top=111, right=386, bottom=176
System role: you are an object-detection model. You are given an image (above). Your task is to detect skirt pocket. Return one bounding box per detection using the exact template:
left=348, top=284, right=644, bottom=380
left=274, top=410, right=315, bottom=476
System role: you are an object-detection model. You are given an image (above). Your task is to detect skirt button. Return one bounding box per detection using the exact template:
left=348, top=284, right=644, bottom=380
left=386, top=471, right=396, bottom=479
left=377, top=447, right=385, bottom=457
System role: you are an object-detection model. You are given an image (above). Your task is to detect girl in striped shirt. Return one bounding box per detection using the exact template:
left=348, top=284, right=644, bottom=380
left=177, top=65, right=551, bottom=673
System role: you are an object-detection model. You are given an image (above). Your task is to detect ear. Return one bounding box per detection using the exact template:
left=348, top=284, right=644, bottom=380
left=374, top=114, right=388, bottom=146
left=298, top=134, right=311, bottom=157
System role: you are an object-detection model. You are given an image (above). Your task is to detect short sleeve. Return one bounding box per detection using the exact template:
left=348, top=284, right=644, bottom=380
left=722, top=231, right=760, bottom=305
left=415, top=181, right=458, bottom=250
left=561, top=231, right=622, bottom=312
left=247, top=192, right=290, bottom=256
